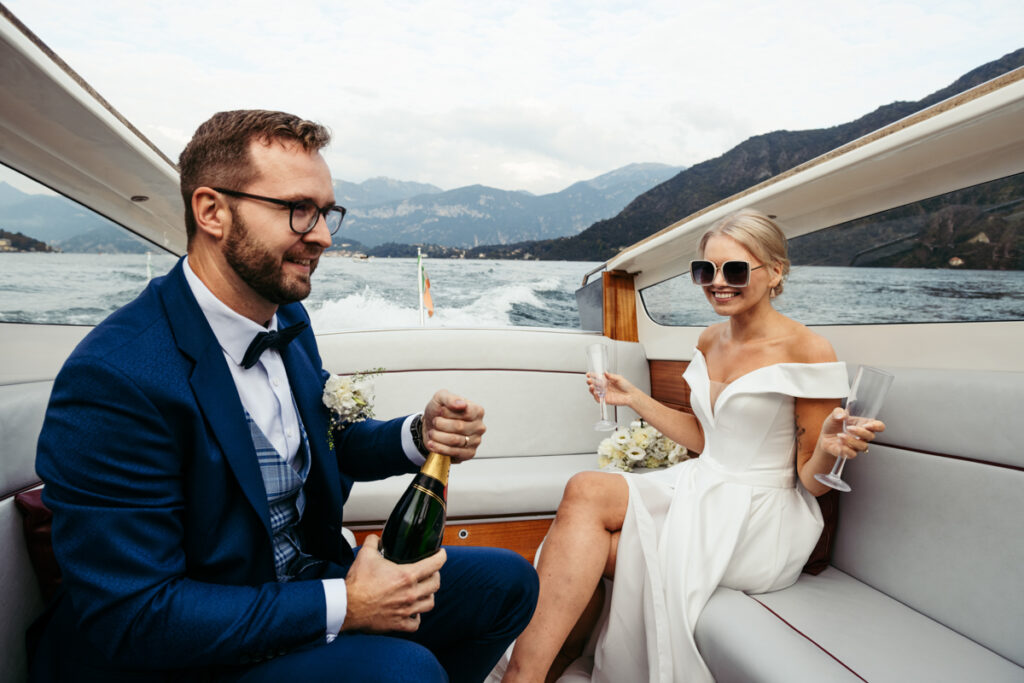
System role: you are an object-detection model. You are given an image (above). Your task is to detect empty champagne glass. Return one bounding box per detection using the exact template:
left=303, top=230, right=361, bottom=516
left=586, top=343, right=616, bottom=431
left=815, top=365, right=894, bottom=492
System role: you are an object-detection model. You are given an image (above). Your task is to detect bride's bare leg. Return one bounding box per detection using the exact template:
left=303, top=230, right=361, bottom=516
left=547, top=577, right=605, bottom=682
left=548, top=531, right=619, bottom=681
left=503, top=472, right=629, bottom=682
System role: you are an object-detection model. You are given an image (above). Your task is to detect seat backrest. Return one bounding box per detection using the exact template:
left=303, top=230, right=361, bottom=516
left=0, top=380, right=52, bottom=683
left=317, top=329, right=651, bottom=460
left=832, top=367, right=1024, bottom=668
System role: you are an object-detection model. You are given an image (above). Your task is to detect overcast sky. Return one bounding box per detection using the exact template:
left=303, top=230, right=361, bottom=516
left=5, top=0, right=1024, bottom=195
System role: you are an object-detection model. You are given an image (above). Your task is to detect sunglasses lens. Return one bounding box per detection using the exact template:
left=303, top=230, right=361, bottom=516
left=691, top=261, right=715, bottom=285
left=722, top=261, right=750, bottom=286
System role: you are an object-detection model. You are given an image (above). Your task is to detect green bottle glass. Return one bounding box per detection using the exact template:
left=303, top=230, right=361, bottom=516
left=381, top=452, right=449, bottom=563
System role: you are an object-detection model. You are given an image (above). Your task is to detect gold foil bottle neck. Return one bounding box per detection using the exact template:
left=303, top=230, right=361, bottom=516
left=421, top=452, right=450, bottom=485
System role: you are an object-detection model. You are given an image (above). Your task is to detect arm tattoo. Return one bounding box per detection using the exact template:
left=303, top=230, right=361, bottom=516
left=795, top=421, right=807, bottom=455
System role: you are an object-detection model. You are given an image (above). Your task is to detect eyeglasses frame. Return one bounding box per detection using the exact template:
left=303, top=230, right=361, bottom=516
left=689, top=259, right=766, bottom=288
left=212, top=187, right=347, bottom=235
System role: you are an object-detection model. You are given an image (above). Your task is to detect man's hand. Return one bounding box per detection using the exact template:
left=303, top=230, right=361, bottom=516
left=341, top=535, right=446, bottom=634
left=422, top=390, right=486, bottom=463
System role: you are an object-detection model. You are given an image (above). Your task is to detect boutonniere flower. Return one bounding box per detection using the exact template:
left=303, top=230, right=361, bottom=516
left=323, top=368, right=383, bottom=448
left=597, top=419, right=689, bottom=472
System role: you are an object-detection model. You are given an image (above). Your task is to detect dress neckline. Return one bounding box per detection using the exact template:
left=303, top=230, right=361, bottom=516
left=693, top=348, right=790, bottom=388
left=690, top=349, right=846, bottom=419
left=707, top=379, right=730, bottom=417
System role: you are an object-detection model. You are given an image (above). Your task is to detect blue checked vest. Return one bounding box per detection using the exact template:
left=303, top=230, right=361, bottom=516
left=245, top=412, right=323, bottom=581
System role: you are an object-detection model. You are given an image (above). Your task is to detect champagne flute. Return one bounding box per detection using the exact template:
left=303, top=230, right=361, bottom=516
left=815, top=365, right=894, bottom=492
left=586, top=343, right=617, bottom=431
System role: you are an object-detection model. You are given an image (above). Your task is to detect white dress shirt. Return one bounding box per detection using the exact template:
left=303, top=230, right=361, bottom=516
left=182, top=258, right=422, bottom=639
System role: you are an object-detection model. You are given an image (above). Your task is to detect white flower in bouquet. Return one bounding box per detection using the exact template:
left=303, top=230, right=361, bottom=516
left=625, top=445, right=646, bottom=463
left=322, top=368, right=383, bottom=435
left=631, top=426, right=656, bottom=450
left=643, top=454, right=665, bottom=469
left=597, top=419, right=689, bottom=472
left=597, top=439, right=617, bottom=469
left=667, top=443, right=688, bottom=465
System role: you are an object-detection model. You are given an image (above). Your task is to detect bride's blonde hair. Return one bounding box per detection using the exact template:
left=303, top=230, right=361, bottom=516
left=698, top=208, right=790, bottom=297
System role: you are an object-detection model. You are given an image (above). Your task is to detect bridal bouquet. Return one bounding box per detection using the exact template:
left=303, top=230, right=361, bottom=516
left=598, top=420, right=689, bottom=472
left=323, top=368, right=383, bottom=435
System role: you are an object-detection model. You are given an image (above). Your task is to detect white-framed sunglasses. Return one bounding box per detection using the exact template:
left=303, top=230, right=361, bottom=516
left=689, top=260, right=766, bottom=287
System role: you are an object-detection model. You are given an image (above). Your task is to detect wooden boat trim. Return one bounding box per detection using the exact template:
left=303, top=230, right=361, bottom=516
left=353, top=518, right=554, bottom=564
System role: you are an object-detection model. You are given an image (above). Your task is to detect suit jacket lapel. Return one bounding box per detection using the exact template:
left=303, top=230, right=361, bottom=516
left=156, top=259, right=272, bottom=536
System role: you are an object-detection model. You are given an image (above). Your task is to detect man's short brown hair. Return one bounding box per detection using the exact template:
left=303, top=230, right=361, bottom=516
left=178, top=110, right=331, bottom=241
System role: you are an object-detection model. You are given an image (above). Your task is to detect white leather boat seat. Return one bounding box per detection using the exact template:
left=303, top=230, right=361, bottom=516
left=315, top=328, right=650, bottom=522
left=0, top=381, right=51, bottom=682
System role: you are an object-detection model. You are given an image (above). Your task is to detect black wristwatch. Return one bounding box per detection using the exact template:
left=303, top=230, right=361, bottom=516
left=410, top=414, right=430, bottom=457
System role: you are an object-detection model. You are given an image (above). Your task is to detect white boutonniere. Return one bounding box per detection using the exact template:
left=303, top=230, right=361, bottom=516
left=323, top=368, right=383, bottom=448
left=598, top=419, right=689, bottom=472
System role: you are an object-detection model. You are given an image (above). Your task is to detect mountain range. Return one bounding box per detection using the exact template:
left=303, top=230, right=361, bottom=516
left=0, top=188, right=152, bottom=253
left=333, top=177, right=443, bottom=206
left=334, top=163, right=684, bottom=248
left=471, top=47, right=1024, bottom=263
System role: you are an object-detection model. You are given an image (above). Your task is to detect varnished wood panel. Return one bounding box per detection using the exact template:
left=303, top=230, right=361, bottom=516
left=602, top=270, right=638, bottom=342
left=353, top=518, right=553, bottom=564
left=650, top=359, right=692, bottom=413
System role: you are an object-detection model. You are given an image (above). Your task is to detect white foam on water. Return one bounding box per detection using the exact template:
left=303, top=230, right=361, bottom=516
left=310, top=280, right=550, bottom=330
left=439, top=282, right=546, bottom=327
left=310, top=287, right=419, bottom=332
left=530, top=276, right=565, bottom=291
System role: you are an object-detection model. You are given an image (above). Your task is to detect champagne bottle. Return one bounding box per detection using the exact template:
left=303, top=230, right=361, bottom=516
left=380, top=452, right=449, bottom=563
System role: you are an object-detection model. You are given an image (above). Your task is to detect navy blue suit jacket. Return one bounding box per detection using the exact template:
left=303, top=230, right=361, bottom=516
left=33, top=259, right=418, bottom=679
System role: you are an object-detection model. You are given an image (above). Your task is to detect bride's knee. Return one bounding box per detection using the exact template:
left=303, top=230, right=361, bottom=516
left=559, top=472, right=627, bottom=515
left=560, top=471, right=604, bottom=506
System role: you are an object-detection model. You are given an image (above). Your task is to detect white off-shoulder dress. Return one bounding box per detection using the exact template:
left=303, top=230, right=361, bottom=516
left=585, top=350, right=849, bottom=683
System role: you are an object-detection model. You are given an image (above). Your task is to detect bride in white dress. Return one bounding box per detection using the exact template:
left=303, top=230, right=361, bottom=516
left=501, top=209, right=886, bottom=683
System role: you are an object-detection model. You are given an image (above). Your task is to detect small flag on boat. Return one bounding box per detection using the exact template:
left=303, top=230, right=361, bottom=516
left=423, top=270, right=434, bottom=318
left=418, top=248, right=434, bottom=324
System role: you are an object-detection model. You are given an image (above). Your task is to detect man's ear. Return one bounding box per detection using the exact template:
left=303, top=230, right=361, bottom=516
left=192, top=187, right=228, bottom=239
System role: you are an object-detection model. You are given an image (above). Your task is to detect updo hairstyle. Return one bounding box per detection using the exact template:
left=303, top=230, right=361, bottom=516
left=698, top=208, right=790, bottom=297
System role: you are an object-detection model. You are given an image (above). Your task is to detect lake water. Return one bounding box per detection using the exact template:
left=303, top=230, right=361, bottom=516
left=2, top=253, right=1023, bottom=328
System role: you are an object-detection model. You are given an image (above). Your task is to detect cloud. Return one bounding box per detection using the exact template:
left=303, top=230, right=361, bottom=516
left=6, top=0, right=1024, bottom=194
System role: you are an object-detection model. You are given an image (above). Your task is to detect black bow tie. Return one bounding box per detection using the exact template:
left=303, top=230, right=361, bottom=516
left=241, top=321, right=308, bottom=370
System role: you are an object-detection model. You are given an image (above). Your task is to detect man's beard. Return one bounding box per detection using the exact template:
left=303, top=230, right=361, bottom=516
left=224, top=214, right=318, bottom=306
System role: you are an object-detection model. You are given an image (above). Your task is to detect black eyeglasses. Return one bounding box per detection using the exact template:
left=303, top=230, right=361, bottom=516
left=213, top=188, right=346, bottom=235
left=690, top=260, right=766, bottom=287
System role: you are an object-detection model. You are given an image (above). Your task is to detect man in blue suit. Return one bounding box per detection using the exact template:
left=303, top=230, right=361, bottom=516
left=30, top=110, right=538, bottom=682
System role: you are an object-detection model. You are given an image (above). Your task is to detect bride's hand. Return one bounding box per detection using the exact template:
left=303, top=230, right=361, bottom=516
left=819, top=408, right=886, bottom=460
left=586, top=371, right=637, bottom=407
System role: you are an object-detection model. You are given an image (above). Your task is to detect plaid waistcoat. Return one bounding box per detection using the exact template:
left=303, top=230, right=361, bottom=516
left=245, top=412, right=323, bottom=581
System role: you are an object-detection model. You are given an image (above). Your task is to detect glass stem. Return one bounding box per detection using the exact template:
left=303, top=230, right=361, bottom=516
left=599, top=397, right=608, bottom=422
left=831, top=455, right=847, bottom=478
